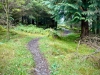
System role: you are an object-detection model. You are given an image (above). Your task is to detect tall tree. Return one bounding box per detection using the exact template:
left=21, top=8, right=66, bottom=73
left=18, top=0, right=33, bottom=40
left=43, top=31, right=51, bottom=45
left=43, top=0, right=100, bottom=38
left=0, top=0, right=10, bottom=40
left=0, top=0, right=26, bottom=40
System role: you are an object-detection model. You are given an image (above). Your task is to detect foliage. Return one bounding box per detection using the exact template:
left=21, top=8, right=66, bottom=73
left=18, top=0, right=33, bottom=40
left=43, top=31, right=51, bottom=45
left=0, top=25, right=6, bottom=32
left=0, top=0, right=100, bottom=74
left=44, top=0, right=100, bottom=23
left=0, top=26, right=6, bottom=36
left=14, top=24, right=49, bottom=35
left=43, top=0, right=100, bottom=37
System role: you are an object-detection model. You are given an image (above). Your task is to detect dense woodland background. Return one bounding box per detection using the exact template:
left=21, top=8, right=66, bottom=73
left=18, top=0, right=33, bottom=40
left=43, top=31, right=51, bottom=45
left=0, top=0, right=100, bottom=75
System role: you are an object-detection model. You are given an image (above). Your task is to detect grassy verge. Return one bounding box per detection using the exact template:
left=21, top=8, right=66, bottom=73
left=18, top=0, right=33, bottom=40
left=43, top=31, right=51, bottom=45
left=0, top=25, right=100, bottom=75
left=39, top=33, right=100, bottom=75
left=0, top=25, right=40, bottom=75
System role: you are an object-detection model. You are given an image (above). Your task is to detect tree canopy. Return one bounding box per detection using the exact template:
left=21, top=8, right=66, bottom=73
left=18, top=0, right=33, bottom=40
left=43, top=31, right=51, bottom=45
left=0, top=0, right=100, bottom=38
left=43, top=0, right=100, bottom=37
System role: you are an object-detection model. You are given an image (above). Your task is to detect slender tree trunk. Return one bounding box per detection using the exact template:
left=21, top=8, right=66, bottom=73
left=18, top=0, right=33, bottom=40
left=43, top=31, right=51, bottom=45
left=70, top=25, right=73, bottom=29
left=6, top=0, right=10, bottom=40
left=1, top=0, right=10, bottom=40
left=81, top=20, right=89, bottom=38
left=92, top=22, right=95, bottom=34
left=6, top=12, right=10, bottom=40
left=22, top=16, right=24, bottom=24
left=36, top=17, right=39, bottom=26
left=96, top=24, right=99, bottom=34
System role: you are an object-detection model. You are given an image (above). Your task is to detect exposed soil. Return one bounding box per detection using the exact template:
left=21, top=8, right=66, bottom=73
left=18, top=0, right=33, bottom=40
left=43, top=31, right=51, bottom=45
left=58, top=28, right=72, bottom=36
left=27, top=38, right=50, bottom=75
left=62, top=29, right=71, bottom=36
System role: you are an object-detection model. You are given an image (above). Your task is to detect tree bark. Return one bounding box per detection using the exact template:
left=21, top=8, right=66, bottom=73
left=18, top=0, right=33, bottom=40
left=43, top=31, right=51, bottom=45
left=80, top=0, right=89, bottom=38
left=6, top=0, right=10, bottom=40
left=96, top=24, right=100, bottom=34
left=96, top=16, right=100, bottom=34
left=6, top=11, right=10, bottom=40
left=92, top=22, right=96, bottom=34
left=81, top=20, right=89, bottom=38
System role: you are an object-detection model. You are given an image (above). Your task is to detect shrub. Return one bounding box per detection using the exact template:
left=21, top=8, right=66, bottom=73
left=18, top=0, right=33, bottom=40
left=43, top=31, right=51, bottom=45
left=0, top=25, right=6, bottom=35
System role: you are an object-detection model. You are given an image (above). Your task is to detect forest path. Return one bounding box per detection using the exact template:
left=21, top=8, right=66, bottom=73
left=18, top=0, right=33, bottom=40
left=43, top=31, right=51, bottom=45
left=27, top=38, right=50, bottom=75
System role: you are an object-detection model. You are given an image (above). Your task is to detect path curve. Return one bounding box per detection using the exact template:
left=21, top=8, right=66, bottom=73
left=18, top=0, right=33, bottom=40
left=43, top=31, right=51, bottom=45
left=27, top=38, right=50, bottom=75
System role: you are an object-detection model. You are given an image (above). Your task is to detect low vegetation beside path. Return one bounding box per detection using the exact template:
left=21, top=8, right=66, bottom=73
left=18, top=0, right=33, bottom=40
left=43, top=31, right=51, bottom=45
left=0, top=25, right=35, bottom=75
left=39, top=34, right=100, bottom=75
left=0, top=25, right=100, bottom=75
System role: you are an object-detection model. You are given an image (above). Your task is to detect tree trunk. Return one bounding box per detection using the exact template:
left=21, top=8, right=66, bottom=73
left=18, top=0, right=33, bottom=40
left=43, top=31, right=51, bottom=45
left=22, top=16, right=24, bottom=24
left=80, top=0, right=89, bottom=38
left=36, top=17, right=39, bottom=26
left=1, top=0, right=10, bottom=40
left=96, top=24, right=100, bottom=34
left=6, top=12, right=10, bottom=40
left=92, top=22, right=96, bottom=34
left=6, top=0, right=10, bottom=40
left=81, top=20, right=89, bottom=38
left=96, top=16, right=100, bottom=34
left=70, top=25, right=73, bottom=29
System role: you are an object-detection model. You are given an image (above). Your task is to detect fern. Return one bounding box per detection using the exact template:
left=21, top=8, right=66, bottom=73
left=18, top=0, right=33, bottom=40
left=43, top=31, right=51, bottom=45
left=43, top=0, right=100, bottom=24
left=66, top=3, right=79, bottom=10
left=82, top=10, right=95, bottom=15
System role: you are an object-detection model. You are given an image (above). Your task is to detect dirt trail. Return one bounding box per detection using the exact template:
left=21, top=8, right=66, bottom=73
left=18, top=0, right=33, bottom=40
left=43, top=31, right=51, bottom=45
left=27, top=38, right=50, bottom=75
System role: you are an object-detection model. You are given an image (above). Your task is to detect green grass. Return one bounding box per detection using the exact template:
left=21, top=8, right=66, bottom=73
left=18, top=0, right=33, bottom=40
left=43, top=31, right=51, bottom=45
left=14, top=24, right=48, bottom=35
left=39, top=33, right=100, bottom=75
left=0, top=25, right=39, bottom=75
left=0, top=36, right=35, bottom=75
left=0, top=25, right=100, bottom=75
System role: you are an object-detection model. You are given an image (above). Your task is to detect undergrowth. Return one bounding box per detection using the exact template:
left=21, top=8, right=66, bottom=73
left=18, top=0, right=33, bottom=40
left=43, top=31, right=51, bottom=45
left=14, top=24, right=48, bottom=35
left=0, top=25, right=100, bottom=75
left=39, top=34, right=100, bottom=75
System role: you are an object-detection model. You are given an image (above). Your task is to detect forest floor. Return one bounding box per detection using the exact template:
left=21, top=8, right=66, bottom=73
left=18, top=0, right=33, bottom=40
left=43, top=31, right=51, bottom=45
left=0, top=25, right=100, bottom=75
